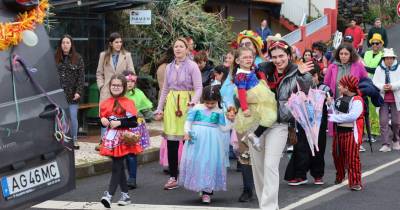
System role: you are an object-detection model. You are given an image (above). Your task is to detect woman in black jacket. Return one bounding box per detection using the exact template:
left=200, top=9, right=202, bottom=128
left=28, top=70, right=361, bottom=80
left=55, top=34, right=85, bottom=149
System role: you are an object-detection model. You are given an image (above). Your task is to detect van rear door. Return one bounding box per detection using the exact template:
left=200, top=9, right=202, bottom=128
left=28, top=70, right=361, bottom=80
left=0, top=23, right=75, bottom=210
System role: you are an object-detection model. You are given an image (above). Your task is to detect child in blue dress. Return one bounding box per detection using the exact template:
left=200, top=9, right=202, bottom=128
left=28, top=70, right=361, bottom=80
left=179, top=85, right=234, bottom=204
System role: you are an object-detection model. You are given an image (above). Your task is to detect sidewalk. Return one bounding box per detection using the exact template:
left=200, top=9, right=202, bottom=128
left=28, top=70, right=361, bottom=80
left=74, top=121, right=164, bottom=179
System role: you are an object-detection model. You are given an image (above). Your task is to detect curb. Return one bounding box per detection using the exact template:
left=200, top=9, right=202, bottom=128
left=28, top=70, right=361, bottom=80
left=74, top=147, right=160, bottom=179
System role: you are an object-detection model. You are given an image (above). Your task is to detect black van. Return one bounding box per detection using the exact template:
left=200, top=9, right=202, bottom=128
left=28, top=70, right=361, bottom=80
left=0, top=1, right=75, bottom=209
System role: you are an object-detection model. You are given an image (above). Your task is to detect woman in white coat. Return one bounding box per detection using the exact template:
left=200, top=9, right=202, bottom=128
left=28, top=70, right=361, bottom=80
left=372, top=48, right=400, bottom=152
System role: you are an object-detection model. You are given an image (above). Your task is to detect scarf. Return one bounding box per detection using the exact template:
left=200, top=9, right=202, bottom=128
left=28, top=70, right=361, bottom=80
left=379, top=60, right=399, bottom=84
left=167, top=57, right=190, bottom=87
left=267, top=68, right=287, bottom=90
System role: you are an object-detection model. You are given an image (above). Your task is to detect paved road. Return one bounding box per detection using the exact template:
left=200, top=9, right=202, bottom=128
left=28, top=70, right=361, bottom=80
left=29, top=141, right=400, bottom=210
left=29, top=23, right=400, bottom=210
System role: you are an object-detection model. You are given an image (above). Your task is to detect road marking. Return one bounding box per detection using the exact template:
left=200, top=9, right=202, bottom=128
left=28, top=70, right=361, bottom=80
left=281, top=157, right=400, bottom=210
left=33, top=158, right=400, bottom=210
left=33, top=200, right=255, bottom=210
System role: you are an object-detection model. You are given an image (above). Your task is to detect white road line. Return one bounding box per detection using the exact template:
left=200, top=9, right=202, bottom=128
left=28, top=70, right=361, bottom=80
left=33, top=158, right=400, bottom=210
left=33, top=200, right=255, bottom=210
left=281, top=157, right=400, bottom=210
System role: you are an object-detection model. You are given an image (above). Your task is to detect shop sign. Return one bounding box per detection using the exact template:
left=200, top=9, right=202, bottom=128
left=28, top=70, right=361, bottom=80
left=130, top=10, right=152, bottom=25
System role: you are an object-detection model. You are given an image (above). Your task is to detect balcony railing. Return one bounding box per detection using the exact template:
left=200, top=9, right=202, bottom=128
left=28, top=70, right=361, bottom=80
left=282, top=29, right=301, bottom=45
left=305, top=15, right=328, bottom=36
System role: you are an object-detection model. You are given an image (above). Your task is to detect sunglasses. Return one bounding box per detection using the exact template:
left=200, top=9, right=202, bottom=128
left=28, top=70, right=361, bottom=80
left=371, top=42, right=381, bottom=45
left=240, top=42, right=253, bottom=47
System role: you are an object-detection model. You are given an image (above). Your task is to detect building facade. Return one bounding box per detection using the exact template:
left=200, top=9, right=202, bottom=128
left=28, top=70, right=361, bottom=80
left=204, top=0, right=287, bottom=34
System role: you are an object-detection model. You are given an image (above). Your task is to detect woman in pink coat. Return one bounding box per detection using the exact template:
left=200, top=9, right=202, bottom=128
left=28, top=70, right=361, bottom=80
left=324, top=44, right=368, bottom=139
left=324, top=44, right=368, bottom=98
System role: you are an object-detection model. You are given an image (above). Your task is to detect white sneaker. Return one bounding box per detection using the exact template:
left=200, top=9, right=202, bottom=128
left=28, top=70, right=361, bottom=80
left=101, top=191, right=112, bottom=208
left=247, top=133, right=262, bottom=152
left=359, top=145, right=366, bottom=152
left=379, top=145, right=392, bottom=152
left=392, top=142, right=400, bottom=151
left=286, top=145, right=294, bottom=153
left=117, top=192, right=131, bottom=206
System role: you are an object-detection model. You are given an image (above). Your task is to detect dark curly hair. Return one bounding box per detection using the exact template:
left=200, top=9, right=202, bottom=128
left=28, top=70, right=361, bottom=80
left=334, top=44, right=359, bottom=64
left=312, top=41, right=327, bottom=53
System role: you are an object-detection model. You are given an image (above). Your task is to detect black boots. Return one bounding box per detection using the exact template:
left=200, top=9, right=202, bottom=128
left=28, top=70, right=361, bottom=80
left=238, top=190, right=253, bottom=202
left=127, top=178, right=136, bottom=189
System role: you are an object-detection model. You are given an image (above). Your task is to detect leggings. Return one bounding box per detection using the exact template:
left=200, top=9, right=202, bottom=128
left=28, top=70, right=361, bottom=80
left=108, top=157, right=128, bottom=195
left=167, top=140, right=180, bottom=179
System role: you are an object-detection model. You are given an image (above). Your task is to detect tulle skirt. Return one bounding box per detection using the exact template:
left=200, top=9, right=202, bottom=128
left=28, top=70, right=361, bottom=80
left=234, top=81, right=277, bottom=134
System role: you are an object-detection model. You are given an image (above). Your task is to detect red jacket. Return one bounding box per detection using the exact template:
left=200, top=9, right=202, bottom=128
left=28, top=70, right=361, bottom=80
left=345, top=26, right=364, bottom=48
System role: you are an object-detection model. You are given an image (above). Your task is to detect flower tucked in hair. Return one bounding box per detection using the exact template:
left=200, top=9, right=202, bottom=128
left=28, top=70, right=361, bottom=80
left=236, top=30, right=264, bottom=52
left=125, top=74, right=137, bottom=82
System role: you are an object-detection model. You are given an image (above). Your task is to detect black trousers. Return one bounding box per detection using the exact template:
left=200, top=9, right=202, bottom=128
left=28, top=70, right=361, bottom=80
left=167, top=140, right=180, bottom=179
left=240, top=162, right=254, bottom=193
left=284, top=107, right=327, bottom=181
left=108, top=157, right=128, bottom=195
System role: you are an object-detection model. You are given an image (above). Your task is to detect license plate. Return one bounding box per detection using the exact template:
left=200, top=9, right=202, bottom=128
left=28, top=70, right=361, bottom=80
left=1, top=161, right=61, bottom=200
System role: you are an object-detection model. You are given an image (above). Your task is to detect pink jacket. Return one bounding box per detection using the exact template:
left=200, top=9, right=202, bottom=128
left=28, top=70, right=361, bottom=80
left=324, top=61, right=368, bottom=98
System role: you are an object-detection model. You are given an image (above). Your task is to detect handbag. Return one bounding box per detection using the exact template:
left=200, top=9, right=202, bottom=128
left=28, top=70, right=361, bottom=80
left=121, top=130, right=141, bottom=145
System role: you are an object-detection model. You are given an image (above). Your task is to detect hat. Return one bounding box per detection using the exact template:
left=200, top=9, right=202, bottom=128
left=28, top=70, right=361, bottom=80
left=237, top=30, right=264, bottom=51
left=266, top=33, right=283, bottom=42
left=369, top=33, right=384, bottom=45
left=339, top=75, right=361, bottom=95
left=382, top=48, right=397, bottom=58
left=343, top=35, right=353, bottom=42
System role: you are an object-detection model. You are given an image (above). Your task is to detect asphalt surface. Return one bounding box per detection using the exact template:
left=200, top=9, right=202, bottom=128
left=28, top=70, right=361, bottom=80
left=28, top=140, right=400, bottom=210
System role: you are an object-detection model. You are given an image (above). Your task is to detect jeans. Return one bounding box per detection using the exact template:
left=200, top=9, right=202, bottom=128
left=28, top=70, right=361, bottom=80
left=68, top=104, right=79, bottom=141
left=126, top=154, right=137, bottom=179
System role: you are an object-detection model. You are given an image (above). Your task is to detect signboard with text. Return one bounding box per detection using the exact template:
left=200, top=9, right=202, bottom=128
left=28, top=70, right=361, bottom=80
left=130, top=10, right=151, bottom=25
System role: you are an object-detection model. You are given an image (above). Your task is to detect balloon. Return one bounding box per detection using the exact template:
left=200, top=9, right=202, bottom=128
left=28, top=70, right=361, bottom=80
left=22, top=30, right=38, bottom=47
